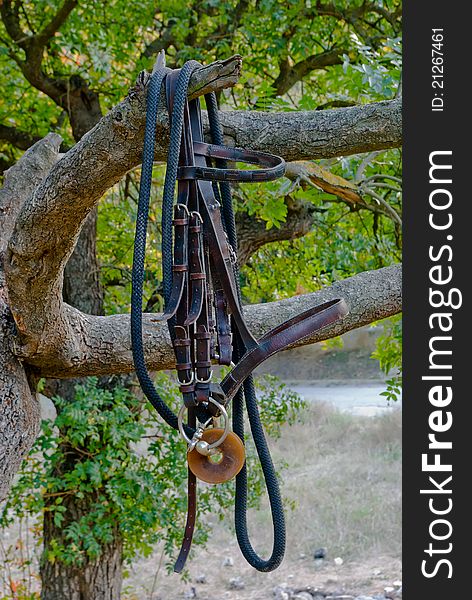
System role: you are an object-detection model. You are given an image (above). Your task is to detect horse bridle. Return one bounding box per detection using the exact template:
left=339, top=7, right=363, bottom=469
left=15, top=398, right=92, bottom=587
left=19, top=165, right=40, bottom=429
left=131, top=55, right=348, bottom=573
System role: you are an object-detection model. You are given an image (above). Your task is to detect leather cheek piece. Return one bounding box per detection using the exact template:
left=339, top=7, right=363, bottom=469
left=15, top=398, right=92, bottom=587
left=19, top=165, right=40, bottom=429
left=220, top=298, right=349, bottom=401
left=178, top=141, right=286, bottom=182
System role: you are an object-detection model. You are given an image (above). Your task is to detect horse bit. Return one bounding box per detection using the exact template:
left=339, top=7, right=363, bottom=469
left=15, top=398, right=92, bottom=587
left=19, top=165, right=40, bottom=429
left=131, top=53, right=348, bottom=573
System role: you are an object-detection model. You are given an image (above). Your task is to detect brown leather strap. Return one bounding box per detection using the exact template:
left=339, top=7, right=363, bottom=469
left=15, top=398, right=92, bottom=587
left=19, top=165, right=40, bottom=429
left=184, top=212, right=205, bottom=326
left=174, top=408, right=197, bottom=573
left=177, top=141, right=286, bottom=182
left=198, top=179, right=258, bottom=350
left=214, top=288, right=232, bottom=365
left=156, top=202, right=188, bottom=323
left=220, top=298, right=349, bottom=401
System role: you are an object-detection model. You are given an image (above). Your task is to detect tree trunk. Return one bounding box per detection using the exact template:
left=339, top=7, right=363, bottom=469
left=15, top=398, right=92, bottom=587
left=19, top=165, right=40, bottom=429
left=40, top=493, right=123, bottom=600
left=40, top=220, right=124, bottom=599
left=63, top=209, right=104, bottom=315
left=39, top=98, right=124, bottom=600
left=0, top=284, right=40, bottom=499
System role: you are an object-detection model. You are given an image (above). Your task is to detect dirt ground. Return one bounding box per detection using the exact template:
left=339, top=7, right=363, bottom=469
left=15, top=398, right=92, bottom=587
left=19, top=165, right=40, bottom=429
left=0, top=401, right=401, bottom=600
left=123, top=403, right=402, bottom=599
left=124, top=531, right=402, bottom=599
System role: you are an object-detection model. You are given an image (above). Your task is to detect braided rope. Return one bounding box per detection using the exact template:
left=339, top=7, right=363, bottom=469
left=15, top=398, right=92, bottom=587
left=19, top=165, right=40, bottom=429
left=206, top=91, right=285, bottom=571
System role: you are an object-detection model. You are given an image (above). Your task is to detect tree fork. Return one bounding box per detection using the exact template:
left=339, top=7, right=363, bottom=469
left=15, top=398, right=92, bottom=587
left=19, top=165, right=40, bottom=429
left=1, top=55, right=402, bottom=502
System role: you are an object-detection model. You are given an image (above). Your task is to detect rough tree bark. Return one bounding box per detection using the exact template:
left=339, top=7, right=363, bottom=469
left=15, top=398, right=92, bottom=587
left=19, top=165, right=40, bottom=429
left=40, top=152, right=114, bottom=600
left=0, top=56, right=402, bottom=599
left=0, top=56, right=402, bottom=491
left=0, top=134, right=60, bottom=502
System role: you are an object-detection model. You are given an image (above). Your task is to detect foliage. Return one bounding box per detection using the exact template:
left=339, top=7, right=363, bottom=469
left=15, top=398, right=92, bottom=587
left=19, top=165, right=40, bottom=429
left=255, top=374, right=307, bottom=438
left=0, top=375, right=305, bottom=577
left=0, top=0, right=402, bottom=592
left=371, top=315, right=402, bottom=402
left=342, top=35, right=402, bottom=100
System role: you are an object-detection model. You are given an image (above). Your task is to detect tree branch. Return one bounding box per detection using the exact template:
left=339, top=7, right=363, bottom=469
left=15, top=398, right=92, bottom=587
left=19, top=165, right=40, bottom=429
left=3, top=57, right=401, bottom=380
left=14, top=265, right=402, bottom=378
left=0, top=156, right=15, bottom=176
left=34, top=0, right=78, bottom=47
left=0, top=1, right=26, bottom=48
left=236, top=196, right=319, bottom=265
left=273, top=48, right=344, bottom=96
left=0, top=133, right=62, bottom=256
left=0, top=134, right=62, bottom=503
left=315, top=1, right=401, bottom=47
left=0, top=123, right=43, bottom=151
left=283, top=160, right=402, bottom=224
left=219, top=98, right=402, bottom=160
left=1, top=0, right=79, bottom=115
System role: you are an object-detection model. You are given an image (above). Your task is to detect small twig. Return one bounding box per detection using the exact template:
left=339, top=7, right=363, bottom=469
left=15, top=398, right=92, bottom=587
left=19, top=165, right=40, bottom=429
left=25, top=513, right=32, bottom=595
left=362, top=173, right=402, bottom=184
left=149, top=544, right=166, bottom=599
left=42, top=489, right=78, bottom=498
left=361, top=187, right=402, bottom=225
left=355, top=151, right=381, bottom=182
left=0, top=536, right=13, bottom=594
left=368, top=182, right=402, bottom=193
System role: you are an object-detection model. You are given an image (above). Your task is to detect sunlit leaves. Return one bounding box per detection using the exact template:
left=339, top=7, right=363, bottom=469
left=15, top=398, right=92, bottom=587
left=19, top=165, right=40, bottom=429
left=1, top=374, right=303, bottom=569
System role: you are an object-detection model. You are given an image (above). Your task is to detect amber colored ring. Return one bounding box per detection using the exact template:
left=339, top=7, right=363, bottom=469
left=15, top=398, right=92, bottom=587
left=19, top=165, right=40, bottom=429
left=187, top=428, right=246, bottom=484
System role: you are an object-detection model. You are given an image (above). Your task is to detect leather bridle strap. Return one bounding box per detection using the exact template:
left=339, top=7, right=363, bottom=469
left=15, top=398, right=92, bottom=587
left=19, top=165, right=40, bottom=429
left=177, top=142, right=286, bottom=182
left=131, top=57, right=349, bottom=574
left=220, top=299, right=348, bottom=402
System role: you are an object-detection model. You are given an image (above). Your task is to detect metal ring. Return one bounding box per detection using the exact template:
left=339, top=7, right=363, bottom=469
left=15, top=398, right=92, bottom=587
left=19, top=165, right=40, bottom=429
left=178, top=397, right=230, bottom=449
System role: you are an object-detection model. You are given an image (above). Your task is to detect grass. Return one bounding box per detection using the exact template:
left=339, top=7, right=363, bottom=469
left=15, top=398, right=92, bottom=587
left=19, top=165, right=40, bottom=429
left=1, top=401, right=402, bottom=599
left=241, top=402, right=402, bottom=563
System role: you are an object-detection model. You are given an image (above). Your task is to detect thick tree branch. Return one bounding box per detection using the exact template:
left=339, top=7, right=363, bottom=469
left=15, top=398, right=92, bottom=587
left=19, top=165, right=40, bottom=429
left=1, top=0, right=94, bottom=139
left=273, top=48, right=344, bottom=96
left=0, top=134, right=61, bottom=502
left=236, top=196, right=319, bottom=265
left=1, top=1, right=62, bottom=97
left=15, top=265, right=402, bottom=378
left=219, top=98, right=401, bottom=160
left=0, top=133, right=62, bottom=255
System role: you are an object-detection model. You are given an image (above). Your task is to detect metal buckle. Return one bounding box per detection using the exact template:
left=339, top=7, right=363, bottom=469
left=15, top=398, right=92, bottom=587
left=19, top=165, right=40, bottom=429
left=175, top=203, right=190, bottom=216
left=178, top=397, right=230, bottom=453
left=190, top=210, right=203, bottom=223
left=195, top=371, right=213, bottom=384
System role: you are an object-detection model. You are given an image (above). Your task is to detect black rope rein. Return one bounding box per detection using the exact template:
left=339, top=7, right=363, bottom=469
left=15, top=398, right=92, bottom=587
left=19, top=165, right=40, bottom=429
left=131, top=61, right=286, bottom=572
